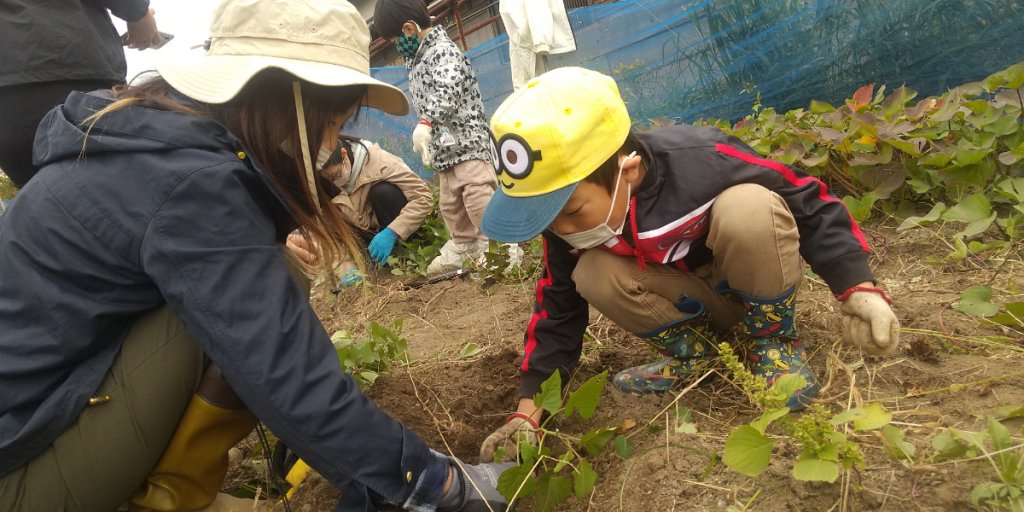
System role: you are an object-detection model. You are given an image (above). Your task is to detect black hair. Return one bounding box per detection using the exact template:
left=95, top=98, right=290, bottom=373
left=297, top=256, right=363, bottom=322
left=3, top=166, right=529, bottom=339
left=582, top=130, right=641, bottom=192
left=372, top=0, right=431, bottom=39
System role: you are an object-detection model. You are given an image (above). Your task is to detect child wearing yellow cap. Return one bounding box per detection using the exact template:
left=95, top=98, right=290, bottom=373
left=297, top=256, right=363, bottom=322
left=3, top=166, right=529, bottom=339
left=477, top=67, right=901, bottom=462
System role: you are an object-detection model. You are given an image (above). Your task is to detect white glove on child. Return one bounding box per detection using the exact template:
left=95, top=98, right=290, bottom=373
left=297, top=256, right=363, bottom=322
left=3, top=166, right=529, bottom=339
left=839, top=287, right=900, bottom=356
left=479, top=414, right=538, bottom=463
left=412, top=122, right=432, bottom=167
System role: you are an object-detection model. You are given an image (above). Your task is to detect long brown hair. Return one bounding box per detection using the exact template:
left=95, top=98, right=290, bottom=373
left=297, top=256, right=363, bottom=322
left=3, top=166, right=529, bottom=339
left=84, top=69, right=368, bottom=275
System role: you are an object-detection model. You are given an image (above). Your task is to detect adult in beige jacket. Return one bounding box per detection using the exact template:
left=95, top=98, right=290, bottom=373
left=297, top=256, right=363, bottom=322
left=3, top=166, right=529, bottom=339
left=327, top=137, right=432, bottom=242
left=286, top=137, right=432, bottom=284
left=324, top=138, right=432, bottom=283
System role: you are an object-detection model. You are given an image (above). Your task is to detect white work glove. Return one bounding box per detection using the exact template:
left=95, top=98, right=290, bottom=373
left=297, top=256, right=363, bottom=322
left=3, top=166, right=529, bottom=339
left=838, top=286, right=900, bottom=356
left=412, top=121, right=432, bottom=167
left=479, top=413, right=538, bottom=463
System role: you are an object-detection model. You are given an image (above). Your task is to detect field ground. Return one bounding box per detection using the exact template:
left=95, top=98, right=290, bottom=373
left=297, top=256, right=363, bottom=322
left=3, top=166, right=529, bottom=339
left=228, top=223, right=1024, bottom=511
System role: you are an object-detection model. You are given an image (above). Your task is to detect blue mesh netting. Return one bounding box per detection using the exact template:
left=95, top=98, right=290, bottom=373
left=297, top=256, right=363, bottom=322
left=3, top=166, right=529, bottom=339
left=351, top=0, right=1024, bottom=177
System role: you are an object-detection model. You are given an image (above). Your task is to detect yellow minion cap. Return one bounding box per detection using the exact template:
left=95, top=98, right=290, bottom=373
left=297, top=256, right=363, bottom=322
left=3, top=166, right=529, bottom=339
left=490, top=67, right=631, bottom=198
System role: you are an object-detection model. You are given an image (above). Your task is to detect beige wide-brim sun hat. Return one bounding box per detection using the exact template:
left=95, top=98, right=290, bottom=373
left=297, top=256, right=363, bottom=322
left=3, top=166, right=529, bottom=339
left=156, top=0, right=408, bottom=116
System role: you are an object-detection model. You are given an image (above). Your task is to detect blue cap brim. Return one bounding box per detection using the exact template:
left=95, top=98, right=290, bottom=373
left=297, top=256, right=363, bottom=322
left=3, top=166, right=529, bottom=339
left=481, top=183, right=578, bottom=243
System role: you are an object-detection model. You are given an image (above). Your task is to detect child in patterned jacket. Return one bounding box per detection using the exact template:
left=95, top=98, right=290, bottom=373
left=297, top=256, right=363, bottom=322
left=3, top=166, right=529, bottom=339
left=374, top=0, right=522, bottom=274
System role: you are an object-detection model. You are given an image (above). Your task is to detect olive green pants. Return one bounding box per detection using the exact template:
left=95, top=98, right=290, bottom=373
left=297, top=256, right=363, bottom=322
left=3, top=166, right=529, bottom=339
left=0, top=251, right=310, bottom=512
left=0, top=305, right=205, bottom=512
left=572, top=184, right=803, bottom=334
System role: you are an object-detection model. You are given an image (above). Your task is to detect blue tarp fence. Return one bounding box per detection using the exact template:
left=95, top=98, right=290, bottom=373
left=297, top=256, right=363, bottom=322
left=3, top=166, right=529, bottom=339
left=350, top=0, right=1024, bottom=176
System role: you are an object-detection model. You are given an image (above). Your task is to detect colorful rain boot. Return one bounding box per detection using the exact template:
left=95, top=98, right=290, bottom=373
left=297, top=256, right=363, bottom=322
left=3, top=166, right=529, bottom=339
left=613, top=298, right=720, bottom=394
left=718, top=283, right=820, bottom=411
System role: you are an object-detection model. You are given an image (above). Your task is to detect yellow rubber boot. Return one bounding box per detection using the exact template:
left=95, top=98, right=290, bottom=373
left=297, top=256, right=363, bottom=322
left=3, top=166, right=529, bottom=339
left=132, top=369, right=255, bottom=512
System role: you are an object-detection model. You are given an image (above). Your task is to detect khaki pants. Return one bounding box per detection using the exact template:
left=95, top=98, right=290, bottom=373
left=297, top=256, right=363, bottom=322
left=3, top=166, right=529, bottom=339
left=0, top=306, right=205, bottom=512
left=0, top=251, right=310, bottom=512
left=572, top=184, right=803, bottom=334
left=438, top=159, right=498, bottom=244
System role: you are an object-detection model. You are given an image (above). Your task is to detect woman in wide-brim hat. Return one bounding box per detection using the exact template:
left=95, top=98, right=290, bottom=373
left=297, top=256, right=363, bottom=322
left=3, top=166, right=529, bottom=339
left=0, top=1, right=511, bottom=511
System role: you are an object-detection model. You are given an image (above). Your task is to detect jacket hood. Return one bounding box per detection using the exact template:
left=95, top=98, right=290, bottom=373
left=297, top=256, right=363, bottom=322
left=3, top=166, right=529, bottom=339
left=32, top=89, right=300, bottom=236
left=33, top=90, right=241, bottom=169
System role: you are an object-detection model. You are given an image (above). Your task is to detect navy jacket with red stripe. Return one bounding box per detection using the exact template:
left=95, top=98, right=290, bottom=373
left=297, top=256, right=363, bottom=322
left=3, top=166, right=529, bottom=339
left=518, top=124, right=875, bottom=397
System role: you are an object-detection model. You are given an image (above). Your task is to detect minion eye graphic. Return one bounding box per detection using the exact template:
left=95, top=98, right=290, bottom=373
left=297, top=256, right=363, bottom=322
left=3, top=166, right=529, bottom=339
left=497, top=134, right=541, bottom=179
left=488, top=131, right=500, bottom=173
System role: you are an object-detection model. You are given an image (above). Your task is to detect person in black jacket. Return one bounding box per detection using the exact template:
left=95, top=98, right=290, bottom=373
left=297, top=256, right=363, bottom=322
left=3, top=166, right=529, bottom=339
left=0, top=1, right=511, bottom=511
left=477, top=67, right=901, bottom=462
left=0, top=0, right=165, bottom=188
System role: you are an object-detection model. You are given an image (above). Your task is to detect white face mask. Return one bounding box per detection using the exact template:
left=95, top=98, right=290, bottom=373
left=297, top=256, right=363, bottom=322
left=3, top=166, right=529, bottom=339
left=557, top=152, right=636, bottom=250
left=279, top=141, right=335, bottom=174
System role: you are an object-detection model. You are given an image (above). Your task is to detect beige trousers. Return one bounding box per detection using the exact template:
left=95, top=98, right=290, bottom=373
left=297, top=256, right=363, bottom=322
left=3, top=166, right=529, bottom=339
left=572, top=184, right=803, bottom=334
left=438, top=159, right=498, bottom=244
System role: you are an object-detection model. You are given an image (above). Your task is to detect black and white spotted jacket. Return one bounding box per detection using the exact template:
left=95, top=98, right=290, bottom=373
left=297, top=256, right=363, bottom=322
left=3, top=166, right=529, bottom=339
left=405, top=27, right=491, bottom=171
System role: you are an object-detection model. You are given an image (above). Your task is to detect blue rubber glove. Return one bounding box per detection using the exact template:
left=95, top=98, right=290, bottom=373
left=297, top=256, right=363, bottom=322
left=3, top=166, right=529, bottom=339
left=338, top=266, right=363, bottom=287
left=368, top=227, right=399, bottom=265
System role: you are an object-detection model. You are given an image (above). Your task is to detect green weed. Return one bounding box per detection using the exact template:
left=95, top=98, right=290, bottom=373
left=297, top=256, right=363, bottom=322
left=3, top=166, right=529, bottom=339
left=718, top=343, right=899, bottom=482
left=330, top=318, right=409, bottom=389
left=497, top=371, right=628, bottom=512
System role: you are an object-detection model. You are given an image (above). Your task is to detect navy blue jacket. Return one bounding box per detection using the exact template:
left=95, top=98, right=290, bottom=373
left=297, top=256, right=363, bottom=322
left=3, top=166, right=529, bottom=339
left=0, top=90, right=445, bottom=509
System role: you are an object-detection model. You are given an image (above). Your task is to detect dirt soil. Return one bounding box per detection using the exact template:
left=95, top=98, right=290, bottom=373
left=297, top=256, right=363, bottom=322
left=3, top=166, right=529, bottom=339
left=238, top=225, right=1024, bottom=511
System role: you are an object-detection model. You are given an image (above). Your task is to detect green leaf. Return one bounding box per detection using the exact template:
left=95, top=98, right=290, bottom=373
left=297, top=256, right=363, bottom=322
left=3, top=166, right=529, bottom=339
left=998, top=149, right=1024, bottom=166
left=534, top=371, right=563, bottom=414
left=988, top=417, right=1013, bottom=452
left=1003, top=63, right=1024, bottom=89
left=750, top=407, right=790, bottom=434
left=809, top=99, right=836, bottom=113
left=854, top=403, right=893, bottom=431
left=674, top=405, right=698, bottom=434
left=970, top=482, right=1000, bottom=507
left=573, top=459, right=598, bottom=499
left=497, top=464, right=536, bottom=501
left=358, top=371, right=379, bottom=386
left=943, top=194, right=992, bottom=223
left=614, top=434, right=634, bottom=459
left=535, top=473, right=572, bottom=512
left=953, top=143, right=994, bottom=166
left=580, top=427, right=617, bottom=457
left=932, top=431, right=968, bottom=462
left=518, top=440, right=545, bottom=468
left=552, top=451, right=574, bottom=473
left=983, top=70, right=1008, bottom=92
left=564, top=371, right=608, bottom=420
left=723, top=425, right=773, bottom=477
left=765, top=373, right=808, bottom=407
left=830, top=403, right=892, bottom=430
left=982, top=111, right=1019, bottom=136
left=990, top=302, right=1024, bottom=327
left=458, top=342, right=483, bottom=359
left=946, top=236, right=969, bottom=262
left=843, top=193, right=877, bottom=222
left=958, top=285, right=1000, bottom=317
left=955, top=212, right=997, bottom=240
left=792, top=452, right=840, bottom=482
left=952, top=429, right=989, bottom=453
left=897, top=202, right=947, bottom=232
left=884, top=137, right=925, bottom=157
left=995, top=405, right=1024, bottom=420
left=882, top=425, right=916, bottom=461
